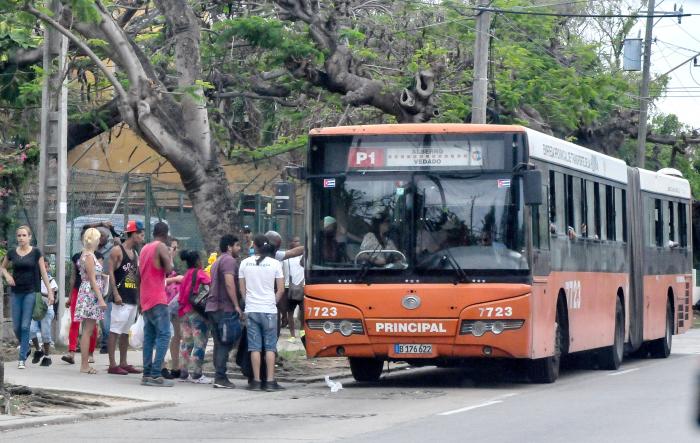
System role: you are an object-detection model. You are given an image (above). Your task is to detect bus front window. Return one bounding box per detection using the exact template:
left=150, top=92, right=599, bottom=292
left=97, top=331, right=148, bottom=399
left=415, top=174, right=527, bottom=271
left=312, top=177, right=410, bottom=270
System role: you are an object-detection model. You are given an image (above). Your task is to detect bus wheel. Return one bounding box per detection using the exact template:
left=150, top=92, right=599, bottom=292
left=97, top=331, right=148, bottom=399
left=598, top=297, right=624, bottom=370
left=528, top=318, right=562, bottom=383
left=649, top=299, right=673, bottom=358
left=349, top=357, right=384, bottom=382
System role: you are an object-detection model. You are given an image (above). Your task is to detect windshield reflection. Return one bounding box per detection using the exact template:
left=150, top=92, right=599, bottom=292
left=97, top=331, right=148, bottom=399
left=311, top=174, right=527, bottom=272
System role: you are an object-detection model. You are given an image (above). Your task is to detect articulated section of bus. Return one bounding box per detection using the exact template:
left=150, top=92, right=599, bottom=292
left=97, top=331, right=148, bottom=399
left=303, top=283, right=537, bottom=361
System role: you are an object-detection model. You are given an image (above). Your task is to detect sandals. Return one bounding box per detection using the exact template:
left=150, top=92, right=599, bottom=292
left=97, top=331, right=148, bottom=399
left=80, top=367, right=98, bottom=374
left=88, top=356, right=95, bottom=364
left=61, top=355, right=75, bottom=365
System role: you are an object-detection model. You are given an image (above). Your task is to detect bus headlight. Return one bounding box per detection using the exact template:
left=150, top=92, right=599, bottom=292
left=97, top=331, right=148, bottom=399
left=339, top=320, right=354, bottom=337
left=491, top=321, right=505, bottom=335
left=307, top=319, right=365, bottom=336
left=471, top=321, right=487, bottom=337
left=323, top=321, right=335, bottom=334
left=460, top=319, right=524, bottom=336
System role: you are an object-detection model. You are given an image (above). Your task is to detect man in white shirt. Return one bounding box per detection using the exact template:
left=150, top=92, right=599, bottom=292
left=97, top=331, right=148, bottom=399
left=282, top=237, right=305, bottom=341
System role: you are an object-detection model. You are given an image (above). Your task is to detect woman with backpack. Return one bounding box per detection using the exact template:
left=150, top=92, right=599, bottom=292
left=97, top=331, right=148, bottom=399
left=177, top=249, right=212, bottom=384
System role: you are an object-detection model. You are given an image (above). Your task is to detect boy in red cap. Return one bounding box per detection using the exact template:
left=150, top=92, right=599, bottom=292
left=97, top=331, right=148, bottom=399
left=107, top=220, right=145, bottom=375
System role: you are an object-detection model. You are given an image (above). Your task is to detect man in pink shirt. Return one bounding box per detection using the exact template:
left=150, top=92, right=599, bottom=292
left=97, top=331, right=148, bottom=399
left=138, top=222, right=174, bottom=387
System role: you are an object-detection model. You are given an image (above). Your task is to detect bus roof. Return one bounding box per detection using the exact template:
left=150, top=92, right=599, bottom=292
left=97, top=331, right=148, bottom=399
left=309, top=123, right=527, bottom=136
left=637, top=168, right=691, bottom=199
left=525, top=128, right=629, bottom=184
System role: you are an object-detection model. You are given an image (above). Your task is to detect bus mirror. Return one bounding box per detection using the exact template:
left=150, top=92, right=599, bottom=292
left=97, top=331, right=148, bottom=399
left=522, top=170, right=542, bottom=206
left=285, top=166, right=305, bottom=180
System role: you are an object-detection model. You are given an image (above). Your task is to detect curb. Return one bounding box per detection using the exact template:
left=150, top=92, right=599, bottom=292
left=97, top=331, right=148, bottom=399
left=0, top=401, right=175, bottom=432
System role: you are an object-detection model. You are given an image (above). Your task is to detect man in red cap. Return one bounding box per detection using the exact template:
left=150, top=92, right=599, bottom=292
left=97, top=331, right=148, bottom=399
left=107, top=220, right=145, bottom=375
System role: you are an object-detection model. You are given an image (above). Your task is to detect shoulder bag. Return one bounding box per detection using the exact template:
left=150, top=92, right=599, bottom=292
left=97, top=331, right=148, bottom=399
left=188, top=270, right=210, bottom=315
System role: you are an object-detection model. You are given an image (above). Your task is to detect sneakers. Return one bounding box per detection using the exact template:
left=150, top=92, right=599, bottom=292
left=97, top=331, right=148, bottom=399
left=18, top=360, right=25, bottom=369
left=193, top=375, right=213, bottom=384
left=246, top=380, right=264, bottom=391
left=141, top=376, right=153, bottom=386
left=264, top=380, right=286, bottom=391
left=213, top=377, right=235, bottom=389
left=161, top=368, right=174, bottom=379
left=32, top=350, right=44, bottom=364
left=108, top=365, right=129, bottom=375
left=170, top=369, right=181, bottom=379
left=179, top=368, right=189, bottom=381
left=99, top=347, right=108, bottom=354
left=119, top=364, right=142, bottom=374
left=145, top=376, right=174, bottom=387
left=40, top=357, right=52, bottom=367
left=287, top=337, right=297, bottom=343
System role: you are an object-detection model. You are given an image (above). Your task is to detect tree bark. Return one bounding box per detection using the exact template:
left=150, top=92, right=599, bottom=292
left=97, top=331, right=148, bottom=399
left=30, top=0, right=239, bottom=251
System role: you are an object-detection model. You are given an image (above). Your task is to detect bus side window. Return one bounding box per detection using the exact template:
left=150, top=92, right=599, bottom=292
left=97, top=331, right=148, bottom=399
left=598, top=183, right=607, bottom=240
left=551, top=171, right=566, bottom=235
left=621, top=189, right=628, bottom=242
left=586, top=181, right=596, bottom=239
left=533, top=185, right=550, bottom=250
left=593, top=183, right=602, bottom=240
left=668, top=201, right=676, bottom=247
left=605, top=185, right=615, bottom=241
left=679, top=202, right=688, bottom=247
left=655, top=199, right=664, bottom=247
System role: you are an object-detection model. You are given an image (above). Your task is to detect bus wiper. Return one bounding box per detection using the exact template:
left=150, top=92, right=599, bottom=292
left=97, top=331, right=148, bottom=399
left=354, top=243, right=382, bottom=284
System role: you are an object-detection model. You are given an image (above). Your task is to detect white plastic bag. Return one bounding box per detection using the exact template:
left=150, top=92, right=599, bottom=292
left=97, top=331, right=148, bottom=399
left=129, top=315, right=145, bottom=349
left=59, top=310, right=72, bottom=343
left=324, top=375, right=343, bottom=393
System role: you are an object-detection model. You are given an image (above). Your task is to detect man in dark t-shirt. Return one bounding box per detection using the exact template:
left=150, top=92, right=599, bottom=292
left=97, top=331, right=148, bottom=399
left=107, top=220, right=145, bottom=375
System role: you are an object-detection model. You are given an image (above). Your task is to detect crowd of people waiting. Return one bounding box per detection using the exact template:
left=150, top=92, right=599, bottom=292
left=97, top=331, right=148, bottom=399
left=0, top=221, right=305, bottom=391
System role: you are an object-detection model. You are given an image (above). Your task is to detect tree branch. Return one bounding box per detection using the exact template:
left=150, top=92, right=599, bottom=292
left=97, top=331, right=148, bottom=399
left=23, top=3, right=129, bottom=104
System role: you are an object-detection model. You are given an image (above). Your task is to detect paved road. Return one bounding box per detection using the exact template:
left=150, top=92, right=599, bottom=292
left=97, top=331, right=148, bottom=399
left=4, top=330, right=700, bottom=442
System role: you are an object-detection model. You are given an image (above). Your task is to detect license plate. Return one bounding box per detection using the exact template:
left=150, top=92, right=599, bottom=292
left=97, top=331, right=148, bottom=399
left=394, top=344, right=432, bottom=354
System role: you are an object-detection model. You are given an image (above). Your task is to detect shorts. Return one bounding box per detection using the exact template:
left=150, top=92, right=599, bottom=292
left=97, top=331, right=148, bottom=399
left=110, top=303, right=138, bottom=334
left=246, top=312, right=278, bottom=352
left=287, top=297, right=303, bottom=312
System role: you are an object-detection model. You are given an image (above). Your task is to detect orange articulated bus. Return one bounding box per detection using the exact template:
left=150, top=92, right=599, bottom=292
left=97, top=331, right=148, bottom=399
left=301, top=124, right=692, bottom=383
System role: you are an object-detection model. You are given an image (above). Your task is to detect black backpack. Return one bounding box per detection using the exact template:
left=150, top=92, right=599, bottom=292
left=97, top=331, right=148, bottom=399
left=188, top=270, right=209, bottom=315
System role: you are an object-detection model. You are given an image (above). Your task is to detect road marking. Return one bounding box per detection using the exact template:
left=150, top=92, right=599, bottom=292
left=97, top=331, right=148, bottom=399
left=438, top=400, right=503, bottom=416
left=608, top=368, right=640, bottom=377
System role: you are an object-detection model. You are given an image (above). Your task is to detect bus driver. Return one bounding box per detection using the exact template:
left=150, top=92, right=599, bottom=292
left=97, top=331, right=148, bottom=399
left=358, top=213, right=404, bottom=267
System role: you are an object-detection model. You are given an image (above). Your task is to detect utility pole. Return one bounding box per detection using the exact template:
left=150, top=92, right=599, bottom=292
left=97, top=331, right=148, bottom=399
left=637, top=0, right=655, bottom=169
left=37, top=0, right=68, bottom=343
left=471, top=0, right=492, bottom=124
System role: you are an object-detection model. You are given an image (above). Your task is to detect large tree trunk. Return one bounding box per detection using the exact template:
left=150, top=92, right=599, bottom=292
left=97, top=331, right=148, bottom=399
left=28, top=1, right=239, bottom=251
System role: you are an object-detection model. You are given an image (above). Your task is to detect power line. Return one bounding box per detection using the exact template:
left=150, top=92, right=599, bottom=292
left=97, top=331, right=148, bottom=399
left=471, top=5, right=693, bottom=18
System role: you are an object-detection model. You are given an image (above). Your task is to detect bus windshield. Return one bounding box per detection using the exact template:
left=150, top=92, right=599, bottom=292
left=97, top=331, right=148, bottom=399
left=415, top=174, right=527, bottom=271
left=309, top=173, right=527, bottom=273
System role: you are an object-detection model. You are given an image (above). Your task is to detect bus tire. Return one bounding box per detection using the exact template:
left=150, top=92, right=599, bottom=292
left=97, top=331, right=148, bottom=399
left=598, top=297, right=624, bottom=370
left=349, top=357, right=384, bottom=382
left=528, top=315, right=562, bottom=383
left=649, top=299, right=673, bottom=358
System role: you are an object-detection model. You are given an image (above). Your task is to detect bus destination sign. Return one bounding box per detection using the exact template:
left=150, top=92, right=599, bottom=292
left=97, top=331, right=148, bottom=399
left=348, top=146, right=482, bottom=169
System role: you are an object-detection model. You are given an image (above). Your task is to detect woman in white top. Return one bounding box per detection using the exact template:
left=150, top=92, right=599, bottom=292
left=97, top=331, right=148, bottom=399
left=239, top=235, right=285, bottom=391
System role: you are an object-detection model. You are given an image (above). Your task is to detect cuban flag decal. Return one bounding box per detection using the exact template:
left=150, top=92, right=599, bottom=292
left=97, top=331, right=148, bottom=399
left=497, top=179, right=511, bottom=188
left=324, top=178, right=336, bottom=188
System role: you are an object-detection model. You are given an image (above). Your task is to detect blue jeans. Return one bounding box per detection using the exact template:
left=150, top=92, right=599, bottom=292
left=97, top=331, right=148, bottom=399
left=11, top=291, right=35, bottom=361
left=208, top=311, right=240, bottom=380
left=247, top=312, right=278, bottom=352
left=142, top=304, right=172, bottom=378
left=99, top=302, right=113, bottom=349
left=30, top=299, right=55, bottom=344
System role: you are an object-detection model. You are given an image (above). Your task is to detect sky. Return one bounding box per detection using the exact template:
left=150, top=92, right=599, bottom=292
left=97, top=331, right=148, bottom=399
left=637, top=0, right=700, bottom=129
